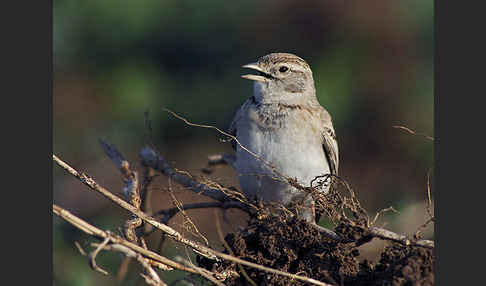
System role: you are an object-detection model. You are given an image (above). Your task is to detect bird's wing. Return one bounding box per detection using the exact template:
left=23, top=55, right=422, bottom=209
left=228, top=96, right=255, bottom=151
left=319, top=108, right=339, bottom=175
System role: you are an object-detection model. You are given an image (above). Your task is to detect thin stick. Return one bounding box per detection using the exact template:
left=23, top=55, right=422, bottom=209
left=53, top=204, right=199, bottom=274
left=167, top=181, right=209, bottom=246
left=214, top=209, right=257, bottom=286
left=426, top=169, right=434, bottom=219
left=89, top=237, right=110, bottom=275
left=371, top=206, right=399, bottom=226
left=164, top=108, right=286, bottom=181
left=136, top=254, right=166, bottom=286
left=370, top=226, right=434, bottom=248
left=392, top=125, right=434, bottom=141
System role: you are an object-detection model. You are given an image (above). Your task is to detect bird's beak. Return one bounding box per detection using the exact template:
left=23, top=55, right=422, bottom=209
left=241, top=62, right=268, bottom=82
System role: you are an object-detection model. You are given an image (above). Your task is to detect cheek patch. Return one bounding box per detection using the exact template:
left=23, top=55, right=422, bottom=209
left=284, top=82, right=305, bottom=93
left=283, top=72, right=307, bottom=93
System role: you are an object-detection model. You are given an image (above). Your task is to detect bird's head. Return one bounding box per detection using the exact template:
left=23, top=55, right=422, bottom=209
left=241, top=53, right=316, bottom=105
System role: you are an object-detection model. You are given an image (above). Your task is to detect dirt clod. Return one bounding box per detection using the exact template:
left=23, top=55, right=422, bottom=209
left=198, top=213, right=434, bottom=285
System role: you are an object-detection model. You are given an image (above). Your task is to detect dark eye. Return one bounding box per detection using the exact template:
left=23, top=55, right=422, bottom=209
left=279, top=66, right=289, bottom=73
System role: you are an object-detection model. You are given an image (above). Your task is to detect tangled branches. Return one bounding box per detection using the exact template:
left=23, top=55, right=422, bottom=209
left=52, top=113, right=434, bottom=285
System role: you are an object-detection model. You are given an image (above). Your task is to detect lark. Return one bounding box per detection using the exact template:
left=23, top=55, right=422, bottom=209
left=228, top=53, right=339, bottom=222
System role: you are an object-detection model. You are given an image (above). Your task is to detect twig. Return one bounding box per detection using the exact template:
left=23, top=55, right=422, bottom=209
left=152, top=201, right=245, bottom=253
left=141, top=166, right=157, bottom=228
left=53, top=154, right=218, bottom=260
left=214, top=209, right=257, bottom=286
left=371, top=206, right=399, bottom=226
left=140, top=147, right=236, bottom=204
left=155, top=201, right=246, bottom=225
left=392, top=125, right=434, bottom=141
left=167, top=181, right=209, bottom=246
left=99, top=139, right=160, bottom=285
left=89, top=237, right=110, bottom=275
left=426, top=169, right=434, bottom=219
left=414, top=169, right=435, bottom=238
left=312, top=173, right=434, bottom=249
left=74, top=241, right=87, bottom=256
left=136, top=254, right=166, bottom=286
left=93, top=243, right=173, bottom=271
left=163, top=108, right=287, bottom=183
left=370, top=226, right=434, bottom=248
left=53, top=204, right=199, bottom=274
left=99, top=139, right=143, bottom=243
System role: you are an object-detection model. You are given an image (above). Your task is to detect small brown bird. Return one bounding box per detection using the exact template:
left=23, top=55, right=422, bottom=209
left=229, top=53, right=339, bottom=222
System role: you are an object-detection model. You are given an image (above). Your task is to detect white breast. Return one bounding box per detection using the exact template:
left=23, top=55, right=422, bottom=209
left=234, top=106, right=330, bottom=205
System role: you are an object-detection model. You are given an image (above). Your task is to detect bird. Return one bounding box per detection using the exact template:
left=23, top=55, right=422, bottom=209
left=228, top=52, right=339, bottom=223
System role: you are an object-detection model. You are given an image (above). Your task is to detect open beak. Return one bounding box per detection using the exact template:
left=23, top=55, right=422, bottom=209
left=241, top=62, right=268, bottom=82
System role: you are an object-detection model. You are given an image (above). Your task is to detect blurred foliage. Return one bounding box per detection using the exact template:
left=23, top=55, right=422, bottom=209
left=53, top=0, right=433, bottom=285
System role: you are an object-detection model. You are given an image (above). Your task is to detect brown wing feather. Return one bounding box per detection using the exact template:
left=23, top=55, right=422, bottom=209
left=319, top=108, right=339, bottom=175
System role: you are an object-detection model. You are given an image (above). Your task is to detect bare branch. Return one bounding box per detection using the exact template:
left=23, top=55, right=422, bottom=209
left=54, top=110, right=435, bottom=285
left=370, top=226, right=434, bottom=248
left=139, top=146, right=434, bottom=249
left=392, top=125, right=434, bottom=141
left=74, top=241, right=87, bottom=256
left=53, top=204, right=199, bottom=274
left=136, top=253, right=166, bottom=286
left=53, top=155, right=337, bottom=285
left=414, top=169, right=435, bottom=239
left=426, top=169, right=434, bottom=219
left=53, top=154, right=218, bottom=259
left=371, top=206, right=400, bottom=226
left=167, top=182, right=209, bottom=246
left=140, top=147, right=236, bottom=204
left=89, top=237, right=110, bottom=275
left=214, top=209, right=257, bottom=286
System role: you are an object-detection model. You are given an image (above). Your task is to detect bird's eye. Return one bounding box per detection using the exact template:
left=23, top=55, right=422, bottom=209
left=279, top=66, right=289, bottom=73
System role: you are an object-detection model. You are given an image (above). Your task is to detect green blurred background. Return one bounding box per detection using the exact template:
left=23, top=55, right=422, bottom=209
left=53, top=1, right=434, bottom=285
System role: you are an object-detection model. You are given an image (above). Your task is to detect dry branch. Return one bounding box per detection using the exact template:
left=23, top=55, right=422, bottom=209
left=370, top=226, right=434, bottom=248
left=53, top=154, right=336, bottom=286
left=392, top=125, right=434, bottom=141
left=163, top=110, right=435, bottom=249
left=99, top=138, right=162, bottom=282
left=155, top=201, right=246, bottom=225
left=53, top=204, right=199, bottom=274
left=139, top=147, right=237, bottom=204
left=53, top=154, right=218, bottom=260
left=139, top=145, right=434, bottom=249
left=54, top=111, right=434, bottom=285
